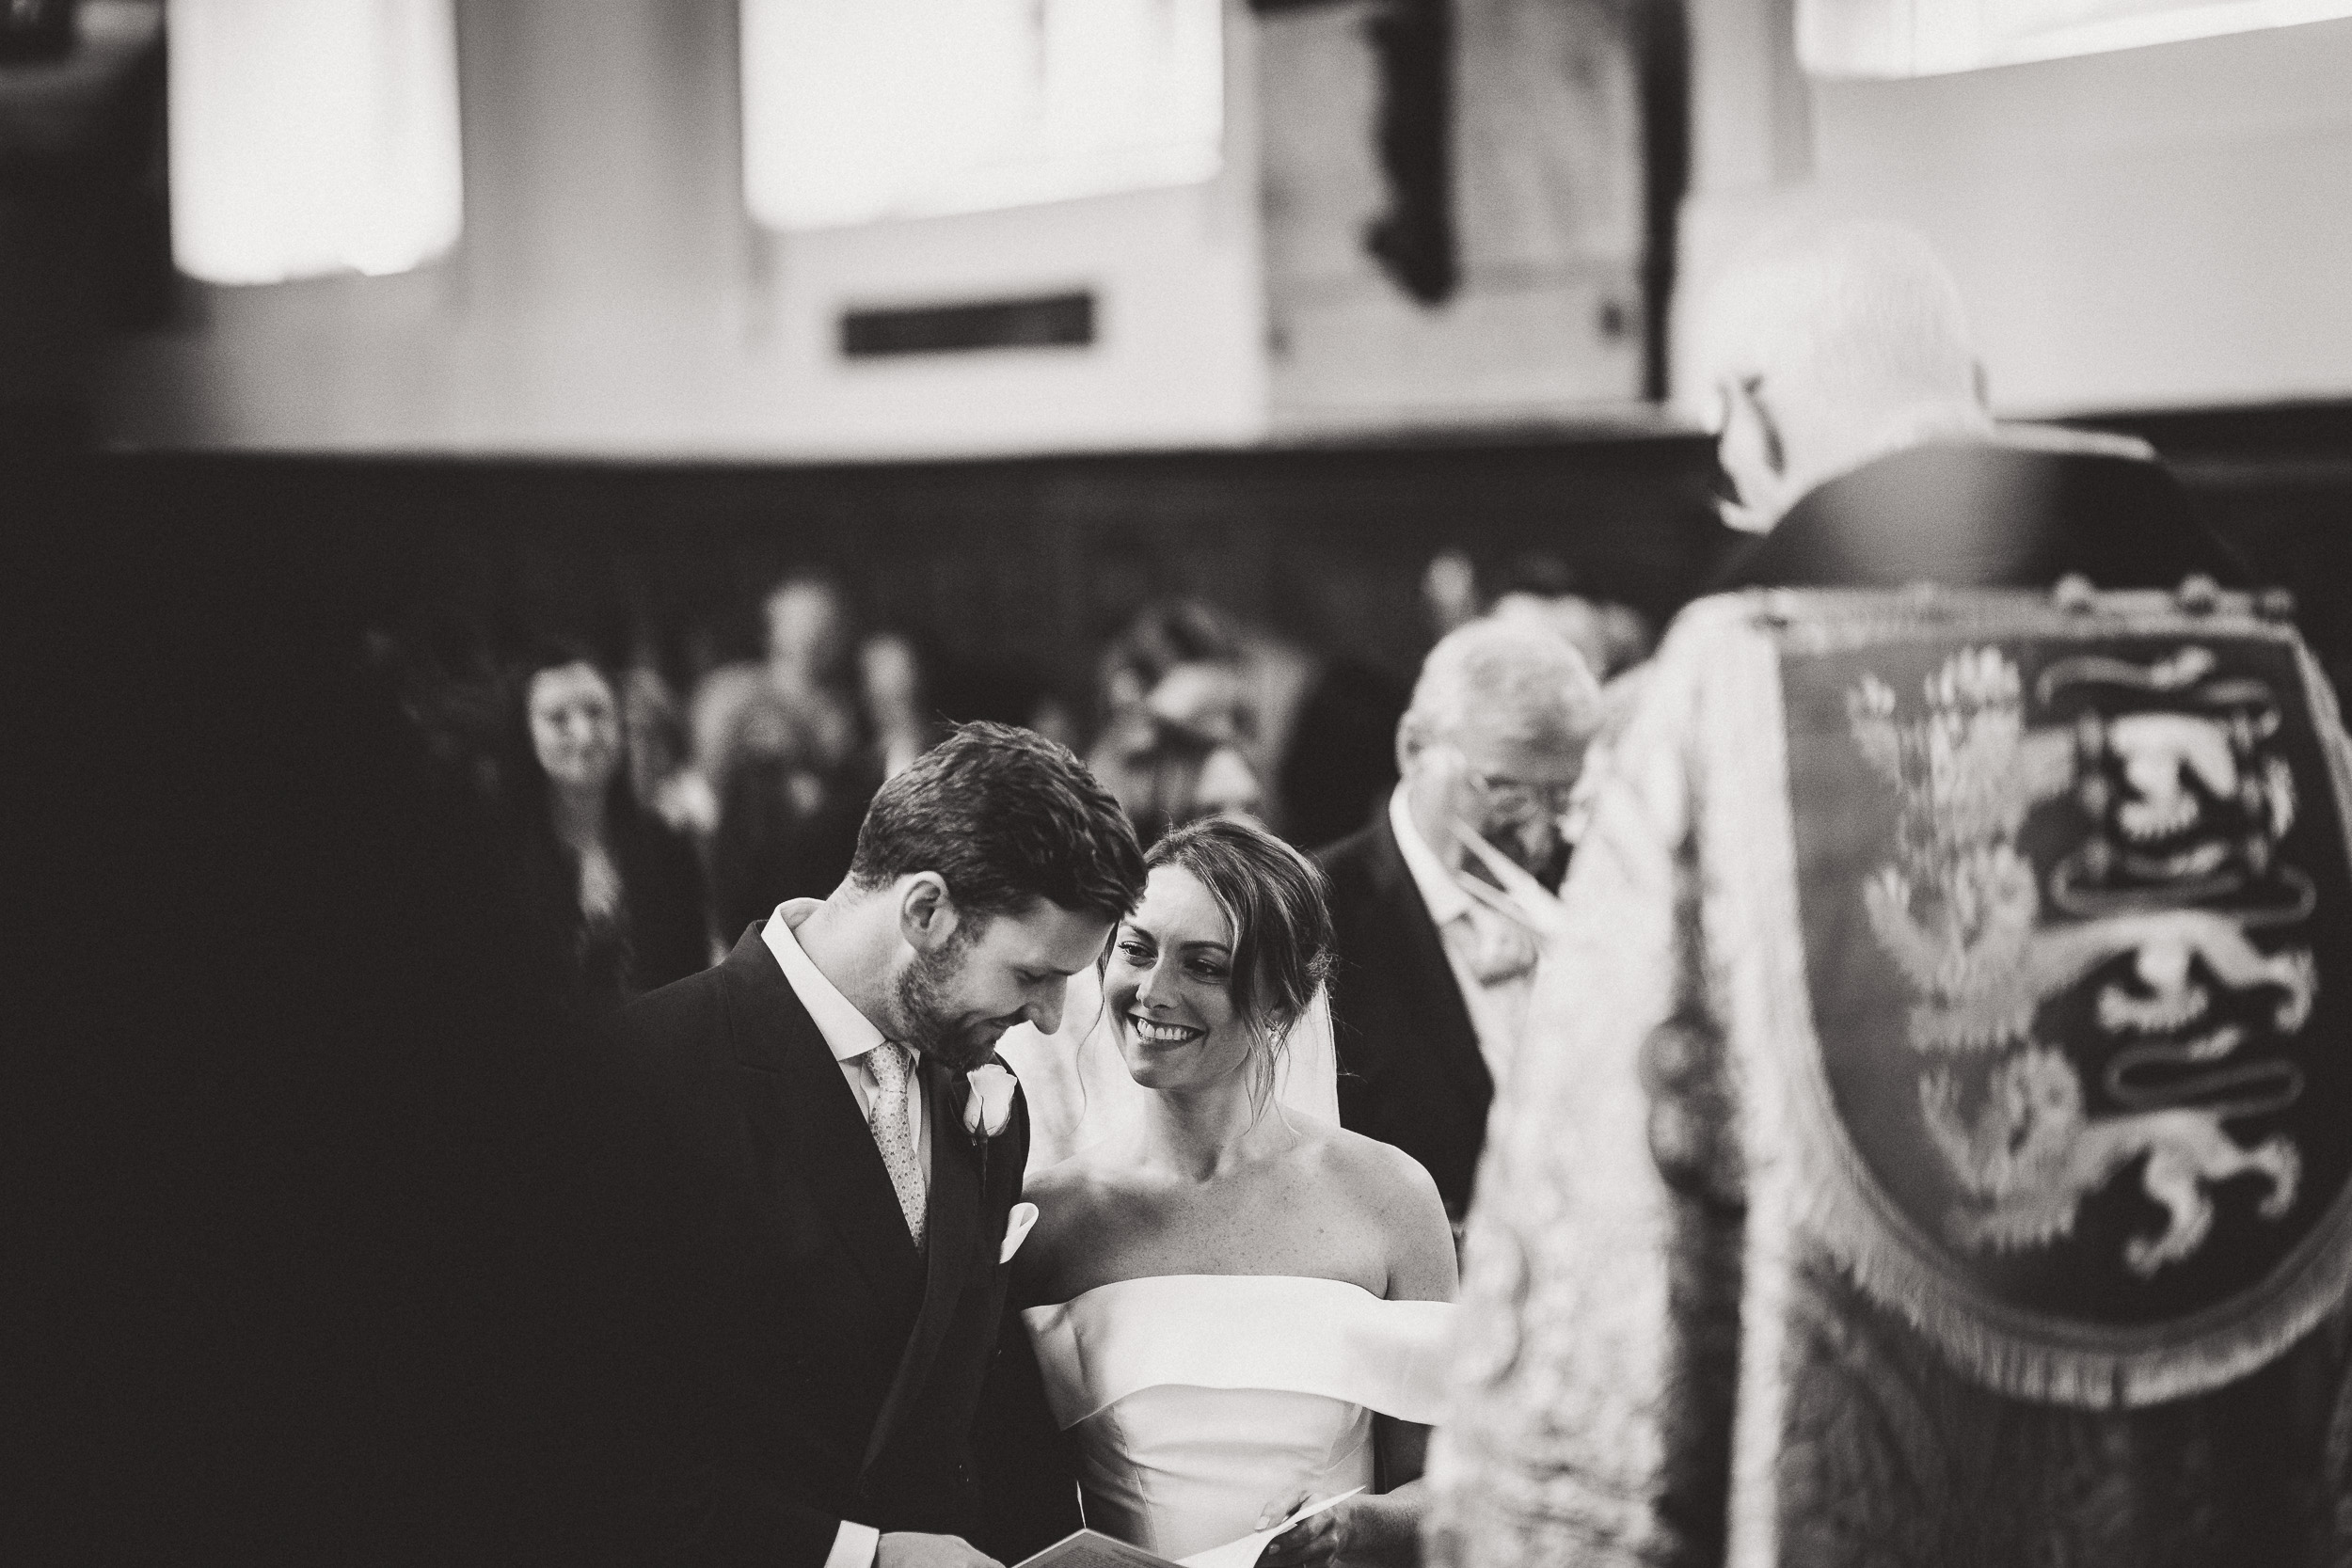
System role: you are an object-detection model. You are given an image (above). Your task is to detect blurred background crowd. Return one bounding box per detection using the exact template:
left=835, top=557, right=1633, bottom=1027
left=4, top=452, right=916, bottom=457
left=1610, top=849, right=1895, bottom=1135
left=373, top=548, right=1654, bottom=1014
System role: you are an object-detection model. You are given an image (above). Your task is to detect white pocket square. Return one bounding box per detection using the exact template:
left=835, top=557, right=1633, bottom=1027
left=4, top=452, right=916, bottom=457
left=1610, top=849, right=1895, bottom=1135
left=1000, top=1201, right=1040, bottom=1264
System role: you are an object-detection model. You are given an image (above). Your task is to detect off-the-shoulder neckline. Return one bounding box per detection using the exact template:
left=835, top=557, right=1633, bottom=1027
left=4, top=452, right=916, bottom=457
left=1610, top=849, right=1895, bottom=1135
left=1030, top=1272, right=1403, bottom=1314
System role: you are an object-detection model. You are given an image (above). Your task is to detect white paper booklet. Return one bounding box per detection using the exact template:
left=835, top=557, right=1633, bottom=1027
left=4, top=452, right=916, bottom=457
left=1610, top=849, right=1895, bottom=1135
left=1011, top=1488, right=1365, bottom=1568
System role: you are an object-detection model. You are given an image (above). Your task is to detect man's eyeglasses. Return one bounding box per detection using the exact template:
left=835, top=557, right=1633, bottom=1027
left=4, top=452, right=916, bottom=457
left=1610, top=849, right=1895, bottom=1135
left=1461, top=766, right=1577, bottom=827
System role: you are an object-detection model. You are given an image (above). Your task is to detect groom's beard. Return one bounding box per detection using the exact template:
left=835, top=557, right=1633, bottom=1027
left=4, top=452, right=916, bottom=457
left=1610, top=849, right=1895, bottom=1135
left=891, top=933, right=993, bottom=1071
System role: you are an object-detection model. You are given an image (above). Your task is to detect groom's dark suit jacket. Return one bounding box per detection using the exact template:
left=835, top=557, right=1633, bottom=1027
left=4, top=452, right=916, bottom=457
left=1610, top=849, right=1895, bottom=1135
left=604, top=926, right=1030, bottom=1568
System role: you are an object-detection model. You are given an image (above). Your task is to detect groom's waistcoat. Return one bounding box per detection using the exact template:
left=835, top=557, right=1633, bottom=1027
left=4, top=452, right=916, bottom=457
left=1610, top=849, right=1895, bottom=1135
left=609, top=926, right=1030, bottom=1567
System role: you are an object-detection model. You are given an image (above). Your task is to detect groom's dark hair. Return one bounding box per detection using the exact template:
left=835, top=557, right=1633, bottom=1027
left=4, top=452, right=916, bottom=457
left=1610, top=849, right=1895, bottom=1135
left=849, top=721, right=1147, bottom=922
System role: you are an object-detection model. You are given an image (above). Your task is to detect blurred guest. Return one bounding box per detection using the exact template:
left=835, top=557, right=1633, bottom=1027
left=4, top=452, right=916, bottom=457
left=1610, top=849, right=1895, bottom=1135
left=1280, top=546, right=1534, bottom=849
left=1485, top=551, right=1655, bottom=679
left=1092, top=598, right=1252, bottom=746
left=1278, top=657, right=1410, bottom=849
left=1223, top=618, right=1319, bottom=832
left=621, top=663, right=689, bottom=816
left=1089, top=599, right=1265, bottom=844
left=859, top=629, right=944, bottom=780
left=1087, top=595, right=1335, bottom=837
left=1422, top=548, right=1482, bottom=640
left=615, top=625, right=697, bottom=833
left=1093, top=711, right=1265, bottom=847
left=1026, top=691, right=1084, bottom=752
left=508, top=641, right=710, bottom=1010
left=689, top=574, right=863, bottom=809
left=1699, top=219, right=2242, bottom=592
left=695, top=577, right=880, bottom=937
left=707, top=703, right=877, bottom=939
left=1315, top=619, right=1602, bottom=1221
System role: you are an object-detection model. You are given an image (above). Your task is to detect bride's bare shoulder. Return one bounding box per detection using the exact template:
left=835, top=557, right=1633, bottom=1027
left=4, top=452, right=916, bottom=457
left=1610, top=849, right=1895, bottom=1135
left=1308, top=1128, right=1449, bottom=1297
left=1295, top=1124, right=1452, bottom=1266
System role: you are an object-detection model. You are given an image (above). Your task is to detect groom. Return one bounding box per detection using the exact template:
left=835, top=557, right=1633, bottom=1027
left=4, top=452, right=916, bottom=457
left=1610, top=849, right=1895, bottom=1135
left=606, top=722, right=1144, bottom=1568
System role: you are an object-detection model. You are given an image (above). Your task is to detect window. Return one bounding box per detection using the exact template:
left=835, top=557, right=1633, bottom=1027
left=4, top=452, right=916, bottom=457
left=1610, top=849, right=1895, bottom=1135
left=168, top=0, right=463, bottom=284
left=1801, top=0, right=2352, bottom=76
left=740, top=0, right=1223, bottom=231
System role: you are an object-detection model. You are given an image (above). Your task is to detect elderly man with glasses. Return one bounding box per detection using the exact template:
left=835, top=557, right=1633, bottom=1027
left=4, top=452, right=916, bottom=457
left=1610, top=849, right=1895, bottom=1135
left=1313, top=616, right=1604, bottom=1224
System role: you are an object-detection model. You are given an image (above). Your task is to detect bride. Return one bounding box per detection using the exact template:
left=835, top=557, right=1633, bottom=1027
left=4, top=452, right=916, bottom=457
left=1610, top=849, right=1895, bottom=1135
left=1009, top=816, right=1457, bottom=1568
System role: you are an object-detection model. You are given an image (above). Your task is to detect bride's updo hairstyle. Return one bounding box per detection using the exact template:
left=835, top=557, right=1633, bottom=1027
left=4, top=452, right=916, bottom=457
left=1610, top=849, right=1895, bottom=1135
left=1143, top=816, right=1334, bottom=1111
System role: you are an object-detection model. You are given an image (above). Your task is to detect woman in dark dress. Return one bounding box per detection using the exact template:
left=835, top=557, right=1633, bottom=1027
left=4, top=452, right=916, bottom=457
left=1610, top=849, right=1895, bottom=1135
left=505, top=640, right=711, bottom=1010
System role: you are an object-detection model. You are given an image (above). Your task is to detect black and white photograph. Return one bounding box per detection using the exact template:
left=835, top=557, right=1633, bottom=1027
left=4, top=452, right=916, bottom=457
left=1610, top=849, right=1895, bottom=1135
left=12, top=2, right=2352, bottom=1564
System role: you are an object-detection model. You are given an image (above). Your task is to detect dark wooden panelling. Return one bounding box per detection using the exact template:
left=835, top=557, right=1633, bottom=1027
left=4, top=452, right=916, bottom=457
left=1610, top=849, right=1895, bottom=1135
left=1, top=432, right=1724, bottom=705
left=7, top=407, right=2346, bottom=713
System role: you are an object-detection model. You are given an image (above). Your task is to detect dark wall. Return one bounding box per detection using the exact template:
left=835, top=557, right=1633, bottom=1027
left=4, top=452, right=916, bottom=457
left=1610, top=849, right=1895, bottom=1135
left=8, top=431, right=1725, bottom=704
left=9, top=404, right=2348, bottom=713
left=2085, top=403, right=2352, bottom=684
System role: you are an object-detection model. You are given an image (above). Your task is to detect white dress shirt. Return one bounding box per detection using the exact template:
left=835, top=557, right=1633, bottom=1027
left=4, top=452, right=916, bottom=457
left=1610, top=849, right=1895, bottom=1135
left=760, top=898, right=929, bottom=1568
left=1388, top=786, right=1537, bottom=1090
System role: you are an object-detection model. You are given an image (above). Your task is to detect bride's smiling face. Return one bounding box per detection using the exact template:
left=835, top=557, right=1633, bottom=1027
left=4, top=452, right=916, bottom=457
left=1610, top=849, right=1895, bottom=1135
left=1104, top=865, right=1253, bottom=1091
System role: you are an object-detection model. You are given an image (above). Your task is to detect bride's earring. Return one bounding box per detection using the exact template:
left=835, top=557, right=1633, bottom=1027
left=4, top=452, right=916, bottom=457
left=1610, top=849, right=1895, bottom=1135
left=1248, top=1018, right=1292, bottom=1121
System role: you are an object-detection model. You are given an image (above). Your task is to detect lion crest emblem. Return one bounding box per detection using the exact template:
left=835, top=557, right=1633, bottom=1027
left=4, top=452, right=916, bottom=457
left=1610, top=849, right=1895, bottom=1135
left=1844, top=644, right=2315, bottom=1280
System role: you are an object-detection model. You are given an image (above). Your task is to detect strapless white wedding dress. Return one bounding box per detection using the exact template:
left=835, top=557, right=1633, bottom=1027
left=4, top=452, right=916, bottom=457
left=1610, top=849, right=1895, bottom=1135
left=1021, top=1275, right=1457, bottom=1561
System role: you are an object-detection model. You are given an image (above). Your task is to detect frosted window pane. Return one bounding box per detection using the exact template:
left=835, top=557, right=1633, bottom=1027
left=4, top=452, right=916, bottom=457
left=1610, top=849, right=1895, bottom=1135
left=1802, top=0, right=2352, bottom=76
left=741, top=0, right=1223, bottom=231
left=169, top=0, right=464, bottom=285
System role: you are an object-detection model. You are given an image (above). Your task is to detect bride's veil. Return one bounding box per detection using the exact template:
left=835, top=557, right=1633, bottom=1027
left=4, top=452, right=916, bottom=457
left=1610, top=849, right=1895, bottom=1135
left=995, top=961, right=1342, bottom=1177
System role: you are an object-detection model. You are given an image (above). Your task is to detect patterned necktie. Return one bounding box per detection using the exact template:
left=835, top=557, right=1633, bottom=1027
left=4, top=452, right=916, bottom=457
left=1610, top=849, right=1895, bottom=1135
left=866, top=1041, right=926, bottom=1250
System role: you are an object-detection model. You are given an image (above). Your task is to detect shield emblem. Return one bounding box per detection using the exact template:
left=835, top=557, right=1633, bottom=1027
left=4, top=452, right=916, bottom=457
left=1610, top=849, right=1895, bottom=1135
left=1757, top=590, right=2352, bottom=1404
